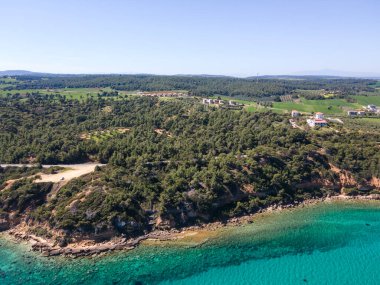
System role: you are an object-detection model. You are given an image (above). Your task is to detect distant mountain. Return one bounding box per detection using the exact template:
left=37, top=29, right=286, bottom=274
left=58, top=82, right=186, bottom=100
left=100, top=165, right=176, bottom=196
left=0, top=70, right=233, bottom=78
left=1, top=70, right=379, bottom=80
left=0, top=70, right=48, bottom=76
left=247, top=75, right=346, bottom=80
left=292, top=69, right=380, bottom=79
left=0, top=70, right=88, bottom=77
left=174, top=74, right=233, bottom=78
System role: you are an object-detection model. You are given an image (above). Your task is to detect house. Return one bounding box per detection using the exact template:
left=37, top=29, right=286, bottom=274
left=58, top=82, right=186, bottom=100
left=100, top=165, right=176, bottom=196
left=315, top=112, right=324, bottom=120
left=202, top=98, right=213, bottom=104
left=347, top=110, right=366, bottom=116
left=367, top=105, right=377, bottom=112
left=139, top=91, right=188, bottom=98
left=203, top=98, right=224, bottom=105
left=291, top=110, right=300, bottom=118
left=307, top=112, right=327, bottom=127
left=228, top=100, right=244, bottom=107
left=313, top=119, right=328, bottom=127
left=307, top=118, right=328, bottom=127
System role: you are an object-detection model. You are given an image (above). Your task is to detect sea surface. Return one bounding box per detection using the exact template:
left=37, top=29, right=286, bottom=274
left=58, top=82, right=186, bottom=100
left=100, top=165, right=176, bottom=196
left=1, top=200, right=380, bottom=285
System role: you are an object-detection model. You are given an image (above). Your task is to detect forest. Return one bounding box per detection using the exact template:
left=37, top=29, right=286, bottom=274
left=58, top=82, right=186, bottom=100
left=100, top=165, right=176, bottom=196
left=0, top=92, right=379, bottom=243
left=3, top=74, right=377, bottom=99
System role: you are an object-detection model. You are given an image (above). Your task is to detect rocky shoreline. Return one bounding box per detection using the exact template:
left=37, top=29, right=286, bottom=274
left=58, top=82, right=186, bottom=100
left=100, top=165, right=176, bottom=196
left=5, top=229, right=186, bottom=258
left=3, top=194, right=380, bottom=258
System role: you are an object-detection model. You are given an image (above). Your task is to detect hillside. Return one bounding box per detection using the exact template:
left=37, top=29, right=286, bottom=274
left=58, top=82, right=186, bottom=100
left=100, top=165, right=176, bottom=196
left=0, top=92, right=379, bottom=255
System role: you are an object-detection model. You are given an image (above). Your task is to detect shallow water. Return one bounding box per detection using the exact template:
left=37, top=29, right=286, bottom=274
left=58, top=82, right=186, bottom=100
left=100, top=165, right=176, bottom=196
left=1, top=200, right=380, bottom=284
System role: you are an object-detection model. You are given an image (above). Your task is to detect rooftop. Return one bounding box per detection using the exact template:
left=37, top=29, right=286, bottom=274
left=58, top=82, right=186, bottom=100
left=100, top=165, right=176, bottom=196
left=314, top=119, right=327, bottom=123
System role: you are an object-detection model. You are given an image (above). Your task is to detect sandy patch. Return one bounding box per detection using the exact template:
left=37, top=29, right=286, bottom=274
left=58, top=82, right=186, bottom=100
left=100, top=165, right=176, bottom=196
left=34, top=163, right=104, bottom=183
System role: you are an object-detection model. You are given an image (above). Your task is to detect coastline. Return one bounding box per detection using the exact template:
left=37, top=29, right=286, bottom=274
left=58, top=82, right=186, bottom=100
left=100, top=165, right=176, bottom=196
left=2, top=194, right=380, bottom=258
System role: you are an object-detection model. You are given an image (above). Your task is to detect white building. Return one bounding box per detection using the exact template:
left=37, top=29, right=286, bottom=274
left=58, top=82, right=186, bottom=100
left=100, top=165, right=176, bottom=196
left=307, top=112, right=327, bottom=127
left=202, top=98, right=213, bottom=104
left=202, top=98, right=224, bottom=105
left=315, top=112, right=324, bottom=120
left=307, top=118, right=328, bottom=127
left=367, top=105, right=377, bottom=112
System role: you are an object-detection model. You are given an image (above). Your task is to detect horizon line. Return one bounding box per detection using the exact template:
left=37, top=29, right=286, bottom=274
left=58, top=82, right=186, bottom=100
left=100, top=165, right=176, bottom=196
left=1, top=69, right=380, bottom=79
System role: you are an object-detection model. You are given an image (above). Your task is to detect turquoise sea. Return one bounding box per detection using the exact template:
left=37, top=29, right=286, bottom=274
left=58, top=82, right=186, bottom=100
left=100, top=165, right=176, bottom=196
left=1, top=200, right=380, bottom=285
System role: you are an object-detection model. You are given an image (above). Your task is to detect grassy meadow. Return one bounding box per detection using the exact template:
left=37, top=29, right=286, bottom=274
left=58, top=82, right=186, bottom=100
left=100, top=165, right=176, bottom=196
left=369, top=81, right=380, bottom=88
left=0, top=86, right=137, bottom=100
left=208, top=92, right=380, bottom=115
left=273, top=95, right=380, bottom=115
left=273, top=98, right=359, bottom=114
left=354, top=95, right=380, bottom=106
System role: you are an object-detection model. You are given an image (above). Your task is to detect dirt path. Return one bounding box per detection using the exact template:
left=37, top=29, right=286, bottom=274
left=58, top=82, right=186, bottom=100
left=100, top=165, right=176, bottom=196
left=1, top=163, right=105, bottom=183
left=36, top=163, right=104, bottom=183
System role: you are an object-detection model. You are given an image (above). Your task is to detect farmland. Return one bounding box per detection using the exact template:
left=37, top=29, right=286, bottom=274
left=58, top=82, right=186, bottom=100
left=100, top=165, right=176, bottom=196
left=205, top=86, right=380, bottom=115
left=0, top=86, right=137, bottom=100
left=1, top=77, right=379, bottom=116
left=272, top=95, right=380, bottom=115
left=354, top=95, right=380, bottom=106
left=273, top=98, right=359, bottom=114
left=369, top=81, right=380, bottom=88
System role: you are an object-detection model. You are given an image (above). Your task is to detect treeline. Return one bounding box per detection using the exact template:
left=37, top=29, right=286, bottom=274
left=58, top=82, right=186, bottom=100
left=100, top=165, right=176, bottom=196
left=5, top=75, right=377, bottom=99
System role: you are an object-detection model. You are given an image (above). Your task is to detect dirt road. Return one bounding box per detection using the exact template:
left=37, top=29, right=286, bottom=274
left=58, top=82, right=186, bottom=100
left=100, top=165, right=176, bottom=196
left=1, top=163, right=105, bottom=183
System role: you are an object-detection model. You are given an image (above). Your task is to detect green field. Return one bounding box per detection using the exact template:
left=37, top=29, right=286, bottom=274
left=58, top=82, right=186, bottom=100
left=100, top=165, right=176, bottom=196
left=369, top=81, right=380, bottom=88
left=1, top=81, right=379, bottom=114
left=211, top=95, right=254, bottom=105
left=0, top=78, right=18, bottom=91
left=208, top=94, right=380, bottom=115
left=353, top=95, right=380, bottom=106
left=0, top=84, right=16, bottom=89
left=0, top=87, right=132, bottom=100
left=272, top=95, right=380, bottom=115
left=273, top=98, right=361, bottom=114
left=0, top=77, right=17, bottom=83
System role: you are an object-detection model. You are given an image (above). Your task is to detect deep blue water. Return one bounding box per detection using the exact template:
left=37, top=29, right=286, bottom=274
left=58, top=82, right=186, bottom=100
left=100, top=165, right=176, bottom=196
left=1, top=200, right=380, bottom=284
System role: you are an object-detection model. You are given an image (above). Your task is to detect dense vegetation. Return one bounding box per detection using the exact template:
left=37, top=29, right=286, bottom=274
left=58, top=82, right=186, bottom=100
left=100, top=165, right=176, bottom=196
left=3, top=75, right=377, bottom=99
left=1, top=73, right=379, bottom=240
left=0, top=91, right=379, bottom=242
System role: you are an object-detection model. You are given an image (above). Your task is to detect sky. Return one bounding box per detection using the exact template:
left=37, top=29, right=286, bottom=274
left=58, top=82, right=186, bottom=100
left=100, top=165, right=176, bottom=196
left=1, top=0, right=379, bottom=76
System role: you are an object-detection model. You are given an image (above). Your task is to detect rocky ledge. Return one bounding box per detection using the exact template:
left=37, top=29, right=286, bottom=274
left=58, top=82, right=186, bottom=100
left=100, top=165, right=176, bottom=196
left=7, top=230, right=184, bottom=258
left=3, top=194, right=380, bottom=258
